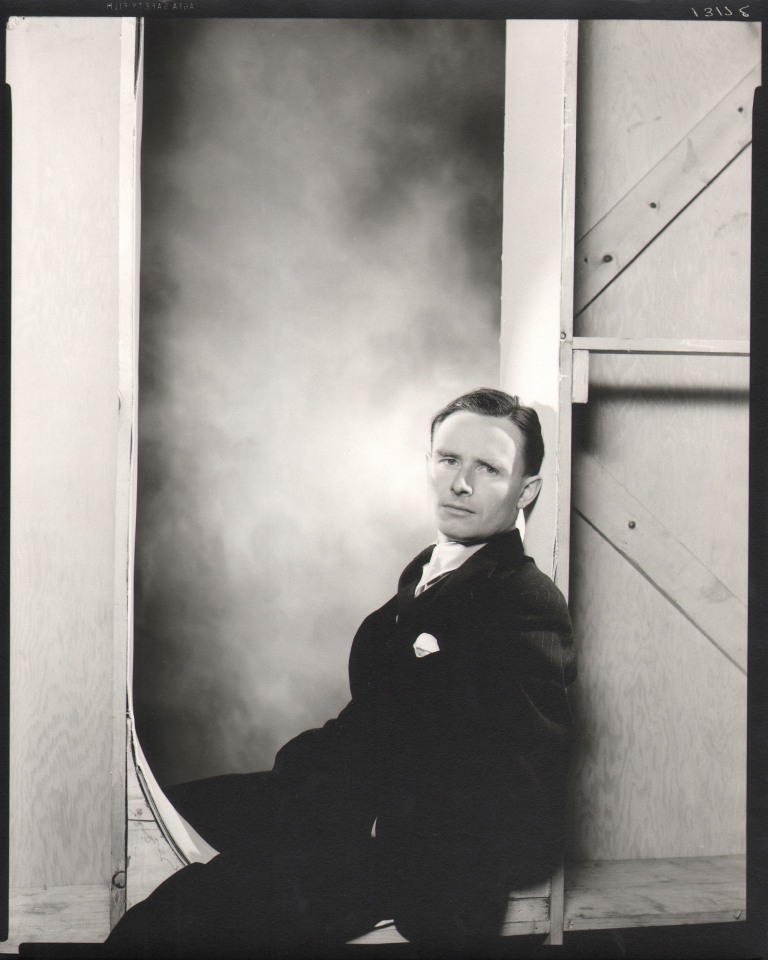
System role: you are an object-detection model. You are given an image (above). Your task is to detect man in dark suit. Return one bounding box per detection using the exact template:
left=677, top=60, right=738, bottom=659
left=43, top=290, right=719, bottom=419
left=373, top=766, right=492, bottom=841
left=105, top=387, right=576, bottom=958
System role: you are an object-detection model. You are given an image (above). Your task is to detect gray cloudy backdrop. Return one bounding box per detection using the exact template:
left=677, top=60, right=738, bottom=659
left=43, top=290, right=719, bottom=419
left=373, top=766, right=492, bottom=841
left=134, top=19, right=505, bottom=786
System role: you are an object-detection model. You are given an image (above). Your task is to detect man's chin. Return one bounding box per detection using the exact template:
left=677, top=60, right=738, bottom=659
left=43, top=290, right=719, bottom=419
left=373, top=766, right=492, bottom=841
left=437, top=521, right=482, bottom=543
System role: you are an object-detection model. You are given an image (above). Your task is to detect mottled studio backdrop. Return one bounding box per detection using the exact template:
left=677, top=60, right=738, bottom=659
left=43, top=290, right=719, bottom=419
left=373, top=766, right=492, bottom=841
left=134, top=20, right=506, bottom=787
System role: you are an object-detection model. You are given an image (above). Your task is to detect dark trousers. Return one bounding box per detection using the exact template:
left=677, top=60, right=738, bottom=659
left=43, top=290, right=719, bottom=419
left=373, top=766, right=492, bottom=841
left=105, top=773, right=388, bottom=959
left=105, top=773, right=528, bottom=959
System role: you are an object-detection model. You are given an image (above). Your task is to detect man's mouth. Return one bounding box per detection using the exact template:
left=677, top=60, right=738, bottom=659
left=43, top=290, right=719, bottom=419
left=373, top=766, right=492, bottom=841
left=441, top=504, right=474, bottom=515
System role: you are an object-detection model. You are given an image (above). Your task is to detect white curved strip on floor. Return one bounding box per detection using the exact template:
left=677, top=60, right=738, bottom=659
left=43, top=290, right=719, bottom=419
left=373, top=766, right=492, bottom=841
left=127, top=714, right=219, bottom=866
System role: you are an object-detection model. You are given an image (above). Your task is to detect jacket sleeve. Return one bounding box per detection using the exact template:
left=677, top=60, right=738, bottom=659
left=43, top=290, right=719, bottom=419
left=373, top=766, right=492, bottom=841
left=269, top=598, right=398, bottom=841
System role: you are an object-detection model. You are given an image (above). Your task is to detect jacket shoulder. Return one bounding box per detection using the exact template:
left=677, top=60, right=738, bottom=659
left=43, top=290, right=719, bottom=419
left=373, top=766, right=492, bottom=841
left=489, top=557, right=572, bottom=632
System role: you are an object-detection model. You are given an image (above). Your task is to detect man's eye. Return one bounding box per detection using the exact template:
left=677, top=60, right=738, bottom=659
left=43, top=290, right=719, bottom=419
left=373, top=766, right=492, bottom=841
left=480, top=464, right=498, bottom=475
left=440, top=458, right=457, bottom=466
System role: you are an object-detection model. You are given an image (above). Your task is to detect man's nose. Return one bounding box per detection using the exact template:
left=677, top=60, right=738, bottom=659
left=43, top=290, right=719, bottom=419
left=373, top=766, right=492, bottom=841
left=450, top=469, right=472, bottom=496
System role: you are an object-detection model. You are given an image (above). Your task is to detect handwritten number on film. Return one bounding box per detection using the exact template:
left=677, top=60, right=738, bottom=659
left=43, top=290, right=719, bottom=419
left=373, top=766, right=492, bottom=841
left=691, top=5, right=750, bottom=14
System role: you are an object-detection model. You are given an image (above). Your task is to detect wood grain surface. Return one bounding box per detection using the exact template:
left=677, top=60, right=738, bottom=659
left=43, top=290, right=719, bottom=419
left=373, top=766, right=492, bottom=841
left=564, top=855, right=745, bottom=930
left=125, top=820, right=185, bottom=913
left=568, top=21, right=749, bottom=863
left=575, top=20, right=760, bottom=237
left=0, top=885, right=110, bottom=954
left=575, top=64, right=758, bottom=313
left=7, top=17, right=123, bottom=892
left=573, top=453, right=747, bottom=673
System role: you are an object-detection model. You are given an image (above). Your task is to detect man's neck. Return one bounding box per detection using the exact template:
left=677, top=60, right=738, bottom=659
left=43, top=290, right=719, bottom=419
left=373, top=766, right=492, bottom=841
left=435, top=527, right=516, bottom=545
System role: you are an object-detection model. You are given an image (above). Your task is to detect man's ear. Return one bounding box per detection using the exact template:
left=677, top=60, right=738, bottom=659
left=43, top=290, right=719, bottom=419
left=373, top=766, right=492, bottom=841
left=517, top=474, right=542, bottom=511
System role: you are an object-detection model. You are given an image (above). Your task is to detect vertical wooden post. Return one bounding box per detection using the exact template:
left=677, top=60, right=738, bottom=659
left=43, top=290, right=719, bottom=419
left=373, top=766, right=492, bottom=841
left=112, top=18, right=143, bottom=930
left=6, top=15, right=127, bottom=947
left=500, top=20, right=578, bottom=945
left=500, top=20, right=578, bottom=590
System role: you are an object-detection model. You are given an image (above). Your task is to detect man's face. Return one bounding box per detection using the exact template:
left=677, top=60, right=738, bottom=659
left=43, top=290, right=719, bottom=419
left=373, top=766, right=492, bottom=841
left=427, top=411, right=542, bottom=543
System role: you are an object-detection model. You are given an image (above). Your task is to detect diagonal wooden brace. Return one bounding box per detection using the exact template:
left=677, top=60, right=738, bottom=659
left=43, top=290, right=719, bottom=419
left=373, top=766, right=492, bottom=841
left=573, top=453, right=747, bottom=674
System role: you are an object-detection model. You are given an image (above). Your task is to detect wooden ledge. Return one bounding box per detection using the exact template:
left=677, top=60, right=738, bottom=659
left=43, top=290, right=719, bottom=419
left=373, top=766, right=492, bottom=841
left=0, top=885, right=110, bottom=955
left=349, top=855, right=746, bottom=945
left=564, top=854, right=745, bottom=931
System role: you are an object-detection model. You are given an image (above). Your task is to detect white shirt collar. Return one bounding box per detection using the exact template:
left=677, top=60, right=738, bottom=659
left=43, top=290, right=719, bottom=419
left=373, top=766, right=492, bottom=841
left=415, top=537, right=488, bottom=595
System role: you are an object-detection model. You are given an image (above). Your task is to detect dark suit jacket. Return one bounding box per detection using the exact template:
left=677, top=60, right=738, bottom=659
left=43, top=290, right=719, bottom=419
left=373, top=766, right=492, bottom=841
left=270, top=528, right=576, bottom=944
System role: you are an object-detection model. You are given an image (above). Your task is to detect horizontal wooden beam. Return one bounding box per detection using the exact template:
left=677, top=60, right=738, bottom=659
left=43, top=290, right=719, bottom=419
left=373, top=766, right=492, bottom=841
left=575, top=64, right=759, bottom=314
left=573, top=337, right=749, bottom=357
left=573, top=453, right=747, bottom=674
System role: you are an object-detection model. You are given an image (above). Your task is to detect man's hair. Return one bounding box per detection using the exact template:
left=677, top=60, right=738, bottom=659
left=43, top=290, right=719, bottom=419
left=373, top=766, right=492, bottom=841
left=430, top=388, right=544, bottom=477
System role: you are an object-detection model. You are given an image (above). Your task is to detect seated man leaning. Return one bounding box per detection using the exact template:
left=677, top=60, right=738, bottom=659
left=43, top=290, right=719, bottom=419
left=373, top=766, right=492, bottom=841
left=106, top=387, right=577, bottom=958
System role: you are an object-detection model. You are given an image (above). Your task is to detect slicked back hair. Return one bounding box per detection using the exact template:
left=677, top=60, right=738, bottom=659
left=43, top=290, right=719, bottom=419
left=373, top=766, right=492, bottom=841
left=430, top=388, right=544, bottom=477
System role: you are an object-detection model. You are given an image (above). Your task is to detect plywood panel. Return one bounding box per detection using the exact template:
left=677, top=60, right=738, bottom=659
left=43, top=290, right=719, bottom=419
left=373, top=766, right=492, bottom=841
left=575, top=67, right=757, bottom=313
left=568, top=515, right=746, bottom=861
left=7, top=17, right=123, bottom=890
left=568, top=363, right=748, bottom=860
left=576, top=20, right=760, bottom=237
left=575, top=153, right=751, bottom=599
left=573, top=453, right=746, bottom=673
left=568, top=22, right=750, bottom=863
left=577, top=147, right=753, bottom=342
left=575, top=360, right=747, bottom=593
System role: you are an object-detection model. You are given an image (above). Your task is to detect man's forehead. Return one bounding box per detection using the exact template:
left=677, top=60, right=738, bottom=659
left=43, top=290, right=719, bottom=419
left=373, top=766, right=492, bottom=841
left=432, top=410, right=523, bottom=448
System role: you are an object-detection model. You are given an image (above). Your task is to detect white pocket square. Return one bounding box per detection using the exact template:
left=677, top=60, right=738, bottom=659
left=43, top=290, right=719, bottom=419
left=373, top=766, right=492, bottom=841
left=413, top=633, right=440, bottom=658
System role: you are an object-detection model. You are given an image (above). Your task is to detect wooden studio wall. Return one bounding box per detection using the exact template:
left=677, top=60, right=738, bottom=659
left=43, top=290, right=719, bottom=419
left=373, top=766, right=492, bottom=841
left=566, top=19, right=754, bottom=933
left=503, top=18, right=754, bottom=936
left=568, top=21, right=754, bottom=867
left=2, top=14, right=756, bottom=952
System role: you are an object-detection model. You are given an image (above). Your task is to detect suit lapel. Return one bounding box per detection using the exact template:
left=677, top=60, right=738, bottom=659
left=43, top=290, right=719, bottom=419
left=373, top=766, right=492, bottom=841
left=398, top=545, right=434, bottom=593
left=396, top=529, right=528, bottom=616
left=433, top=529, right=527, bottom=604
